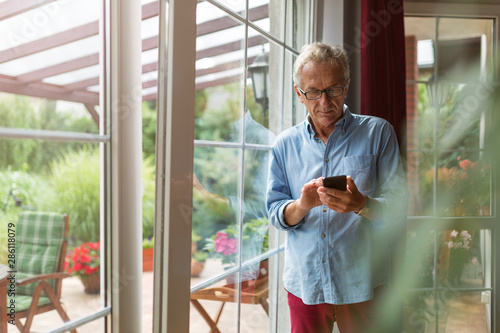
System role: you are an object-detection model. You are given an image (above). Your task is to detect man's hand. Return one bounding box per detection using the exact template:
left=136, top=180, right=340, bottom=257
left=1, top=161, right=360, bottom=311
left=283, top=178, right=323, bottom=226
left=317, top=176, right=366, bottom=214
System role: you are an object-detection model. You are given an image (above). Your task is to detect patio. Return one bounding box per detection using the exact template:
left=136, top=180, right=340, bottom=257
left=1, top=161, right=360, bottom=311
left=7, top=260, right=271, bottom=333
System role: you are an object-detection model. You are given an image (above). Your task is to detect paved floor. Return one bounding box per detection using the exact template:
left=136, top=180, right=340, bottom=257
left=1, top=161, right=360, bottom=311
left=8, top=261, right=270, bottom=333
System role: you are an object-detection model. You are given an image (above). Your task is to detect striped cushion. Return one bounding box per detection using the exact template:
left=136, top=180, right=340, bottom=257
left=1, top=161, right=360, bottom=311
left=9, top=295, right=51, bottom=312
left=14, top=212, right=65, bottom=297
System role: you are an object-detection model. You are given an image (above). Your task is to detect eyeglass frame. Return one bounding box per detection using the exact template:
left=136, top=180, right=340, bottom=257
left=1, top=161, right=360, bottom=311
left=297, top=80, right=349, bottom=100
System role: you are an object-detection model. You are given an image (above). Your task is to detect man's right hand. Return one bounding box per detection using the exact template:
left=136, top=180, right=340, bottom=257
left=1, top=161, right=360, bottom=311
left=283, top=178, right=322, bottom=226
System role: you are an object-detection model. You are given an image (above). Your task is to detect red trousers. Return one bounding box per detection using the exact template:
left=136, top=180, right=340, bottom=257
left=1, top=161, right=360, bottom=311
left=287, top=286, right=392, bottom=333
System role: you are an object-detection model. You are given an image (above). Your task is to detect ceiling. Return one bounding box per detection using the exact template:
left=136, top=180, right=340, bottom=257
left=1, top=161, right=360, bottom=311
left=0, top=0, right=270, bottom=124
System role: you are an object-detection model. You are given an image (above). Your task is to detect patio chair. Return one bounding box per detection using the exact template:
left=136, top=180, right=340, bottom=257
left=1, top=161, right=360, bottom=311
left=0, top=212, right=77, bottom=333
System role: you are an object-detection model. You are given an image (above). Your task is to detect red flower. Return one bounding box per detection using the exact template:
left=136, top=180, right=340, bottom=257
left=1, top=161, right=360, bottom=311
left=65, top=241, right=100, bottom=278
left=459, top=159, right=472, bottom=171
left=81, top=254, right=92, bottom=263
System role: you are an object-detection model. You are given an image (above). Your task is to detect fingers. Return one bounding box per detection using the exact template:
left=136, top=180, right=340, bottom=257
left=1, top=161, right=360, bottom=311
left=317, top=175, right=363, bottom=213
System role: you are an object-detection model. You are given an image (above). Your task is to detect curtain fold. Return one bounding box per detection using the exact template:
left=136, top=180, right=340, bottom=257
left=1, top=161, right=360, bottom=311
left=360, top=0, right=407, bottom=154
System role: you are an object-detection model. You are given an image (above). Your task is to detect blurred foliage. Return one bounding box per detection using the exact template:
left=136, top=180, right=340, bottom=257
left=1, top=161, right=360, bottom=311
left=45, top=148, right=100, bottom=243
left=0, top=94, right=98, bottom=172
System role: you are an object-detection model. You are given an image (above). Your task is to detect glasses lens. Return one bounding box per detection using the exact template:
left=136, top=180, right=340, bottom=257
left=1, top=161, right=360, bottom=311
left=326, top=88, right=342, bottom=97
left=307, top=90, right=321, bottom=100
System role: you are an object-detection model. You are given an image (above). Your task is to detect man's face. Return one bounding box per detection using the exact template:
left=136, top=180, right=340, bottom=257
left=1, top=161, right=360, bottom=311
left=294, top=62, right=349, bottom=130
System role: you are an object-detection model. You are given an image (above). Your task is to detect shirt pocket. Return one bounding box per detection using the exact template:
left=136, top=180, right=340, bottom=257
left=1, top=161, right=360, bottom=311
left=342, top=155, right=376, bottom=196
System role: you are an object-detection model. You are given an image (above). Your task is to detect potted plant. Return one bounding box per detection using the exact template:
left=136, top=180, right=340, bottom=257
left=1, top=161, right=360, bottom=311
left=442, top=229, right=474, bottom=284
left=65, top=241, right=100, bottom=294
left=204, top=217, right=269, bottom=288
left=191, top=250, right=209, bottom=277
left=142, top=237, right=154, bottom=272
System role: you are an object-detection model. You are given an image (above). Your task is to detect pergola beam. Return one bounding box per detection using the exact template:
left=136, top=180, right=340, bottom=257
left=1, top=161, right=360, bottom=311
left=0, top=22, right=99, bottom=64
left=0, top=75, right=98, bottom=105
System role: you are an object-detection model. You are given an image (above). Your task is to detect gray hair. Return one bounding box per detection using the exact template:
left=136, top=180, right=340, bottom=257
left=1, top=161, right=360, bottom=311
left=293, top=42, right=350, bottom=86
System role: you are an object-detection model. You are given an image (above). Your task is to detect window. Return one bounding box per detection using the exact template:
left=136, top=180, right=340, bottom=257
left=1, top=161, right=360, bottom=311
left=404, top=3, right=499, bottom=332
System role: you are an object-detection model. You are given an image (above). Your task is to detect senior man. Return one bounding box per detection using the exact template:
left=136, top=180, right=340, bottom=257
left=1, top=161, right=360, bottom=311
left=266, top=42, right=407, bottom=333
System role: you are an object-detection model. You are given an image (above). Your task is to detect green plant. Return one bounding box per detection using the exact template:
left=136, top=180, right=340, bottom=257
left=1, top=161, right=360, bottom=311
left=192, top=250, right=209, bottom=263
left=47, top=148, right=100, bottom=243
left=142, top=237, right=154, bottom=249
left=141, top=155, right=156, bottom=240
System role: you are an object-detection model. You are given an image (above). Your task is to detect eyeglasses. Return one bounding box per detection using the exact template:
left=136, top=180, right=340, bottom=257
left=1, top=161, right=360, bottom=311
left=297, top=81, right=348, bottom=100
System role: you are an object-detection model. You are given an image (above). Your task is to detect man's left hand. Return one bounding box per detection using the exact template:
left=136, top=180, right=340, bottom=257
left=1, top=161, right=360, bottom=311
left=317, top=176, right=366, bottom=214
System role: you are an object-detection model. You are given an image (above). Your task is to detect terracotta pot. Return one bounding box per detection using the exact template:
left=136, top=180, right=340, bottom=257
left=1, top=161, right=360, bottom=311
left=143, top=247, right=154, bottom=272
left=81, top=272, right=100, bottom=294
left=191, top=259, right=205, bottom=277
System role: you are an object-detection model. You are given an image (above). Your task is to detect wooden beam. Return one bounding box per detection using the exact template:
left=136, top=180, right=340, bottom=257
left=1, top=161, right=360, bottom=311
left=0, top=75, right=99, bottom=105
left=84, top=103, right=99, bottom=126
left=196, top=35, right=267, bottom=60
left=0, top=22, right=99, bottom=64
left=16, top=53, right=99, bottom=82
left=196, top=4, right=268, bottom=36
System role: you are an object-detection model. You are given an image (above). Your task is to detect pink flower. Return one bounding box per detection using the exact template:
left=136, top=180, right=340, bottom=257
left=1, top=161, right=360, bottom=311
left=214, top=231, right=238, bottom=256
left=451, top=230, right=459, bottom=238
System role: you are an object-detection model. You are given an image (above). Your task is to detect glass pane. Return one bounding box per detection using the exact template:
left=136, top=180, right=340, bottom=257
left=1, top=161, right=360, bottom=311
left=437, top=18, right=495, bottom=82
left=246, top=34, right=271, bottom=128
left=438, top=229, right=488, bottom=288
left=417, top=83, right=435, bottom=150
left=0, top=141, right=103, bottom=332
left=404, top=17, right=436, bottom=81
left=249, top=0, right=284, bottom=43
left=436, top=152, right=490, bottom=217
left=243, top=148, right=271, bottom=244
left=403, top=290, right=434, bottom=333
left=195, top=3, right=246, bottom=143
left=408, top=151, right=434, bottom=216
left=212, top=0, right=247, bottom=18
left=192, top=147, right=240, bottom=283
left=427, top=291, right=490, bottom=333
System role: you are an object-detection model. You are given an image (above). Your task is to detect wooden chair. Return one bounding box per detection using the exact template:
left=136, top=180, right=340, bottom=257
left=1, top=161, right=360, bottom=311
left=190, top=276, right=269, bottom=333
left=0, top=212, right=77, bottom=333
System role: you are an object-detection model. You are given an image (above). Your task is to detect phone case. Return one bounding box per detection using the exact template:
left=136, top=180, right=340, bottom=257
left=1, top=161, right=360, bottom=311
left=322, top=175, right=347, bottom=191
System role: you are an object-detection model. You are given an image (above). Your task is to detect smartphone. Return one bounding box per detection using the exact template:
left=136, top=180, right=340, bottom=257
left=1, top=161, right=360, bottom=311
left=322, top=175, right=347, bottom=191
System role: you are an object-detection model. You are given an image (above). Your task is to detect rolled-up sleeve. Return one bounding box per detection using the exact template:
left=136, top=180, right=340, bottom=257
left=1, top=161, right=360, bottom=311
left=266, top=143, right=304, bottom=230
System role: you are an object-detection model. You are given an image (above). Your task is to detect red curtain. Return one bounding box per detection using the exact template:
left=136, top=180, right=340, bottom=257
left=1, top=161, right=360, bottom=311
left=360, top=0, right=406, bottom=153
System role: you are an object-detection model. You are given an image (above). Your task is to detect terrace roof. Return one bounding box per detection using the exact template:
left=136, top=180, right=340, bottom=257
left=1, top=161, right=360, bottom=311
left=0, top=0, right=269, bottom=124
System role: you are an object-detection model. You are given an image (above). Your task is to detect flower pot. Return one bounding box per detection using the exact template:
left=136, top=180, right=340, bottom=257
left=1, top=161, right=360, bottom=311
left=81, top=272, right=100, bottom=294
left=225, top=259, right=269, bottom=292
left=191, top=259, right=205, bottom=277
left=143, top=247, right=154, bottom=272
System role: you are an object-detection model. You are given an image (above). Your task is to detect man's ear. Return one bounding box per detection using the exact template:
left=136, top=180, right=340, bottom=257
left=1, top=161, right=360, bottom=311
left=294, top=85, right=304, bottom=103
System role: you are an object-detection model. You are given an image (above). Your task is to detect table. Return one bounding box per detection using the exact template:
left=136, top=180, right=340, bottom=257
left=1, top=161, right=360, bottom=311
left=190, top=277, right=269, bottom=333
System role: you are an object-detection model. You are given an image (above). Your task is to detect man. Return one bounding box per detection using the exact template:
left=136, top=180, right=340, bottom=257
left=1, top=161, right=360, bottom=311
left=266, top=42, right=407, bottom=332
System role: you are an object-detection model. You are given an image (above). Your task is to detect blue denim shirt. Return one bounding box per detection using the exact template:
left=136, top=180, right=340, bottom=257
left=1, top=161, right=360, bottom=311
left=266, top=106, right=407, bottom=305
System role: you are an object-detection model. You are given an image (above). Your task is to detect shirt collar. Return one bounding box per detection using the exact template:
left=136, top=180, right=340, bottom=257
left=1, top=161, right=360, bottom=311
left=305, top=104, right=352, bottom=138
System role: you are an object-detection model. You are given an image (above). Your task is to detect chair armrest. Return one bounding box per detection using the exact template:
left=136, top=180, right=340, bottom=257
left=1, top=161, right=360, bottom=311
left=16, top=272, right=70, bottom=286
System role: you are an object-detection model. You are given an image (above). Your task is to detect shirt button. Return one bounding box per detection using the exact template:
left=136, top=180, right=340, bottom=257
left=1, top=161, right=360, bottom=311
left=323, top=208, right=327, bottom=212
left=321, top=233, right=326, bottom=238
left=325, top=158, right=329, bottom=162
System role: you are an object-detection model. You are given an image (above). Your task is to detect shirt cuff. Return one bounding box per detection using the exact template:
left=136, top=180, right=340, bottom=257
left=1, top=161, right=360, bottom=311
left=277, top=199, right=302, bottom=230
